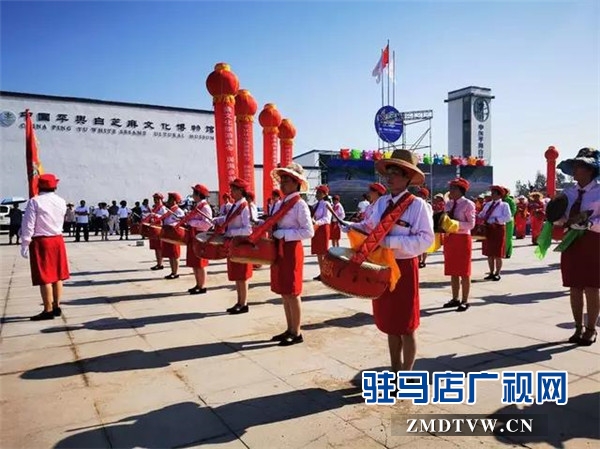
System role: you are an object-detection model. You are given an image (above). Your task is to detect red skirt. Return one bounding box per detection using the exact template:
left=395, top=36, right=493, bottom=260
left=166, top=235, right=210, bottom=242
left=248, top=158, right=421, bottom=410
left=186, top=229, right=208, bottom=268
left=311, top=224, right=330, bottom=255
left=29, top=236, right=70, bottom=286
left=561, top=231, right=600, bottom=288
left=162, top=241, right=180, bottom=259
left=482, top=224, right=506, bottom=258
left=330, top=222, right=341, bottom=241
left=531, top=216, right=544, bottom=243
left=443, top=233, right=472, bottom=276
left=149, top=238, right=162, bottom=251
left=372, top=258, right=420, bottom=335
left=271, top=240, right=304, bottom=296
left=227, top=259, right=253, bottom=281
left=514, top=215, right=527, bottom=239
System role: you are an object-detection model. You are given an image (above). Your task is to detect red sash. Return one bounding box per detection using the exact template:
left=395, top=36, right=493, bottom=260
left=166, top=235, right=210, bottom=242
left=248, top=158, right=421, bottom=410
left=159, top=204, right=181, bottom=223
left=143, top=204, right=164, bottom=225
left=351, top=193, right=415, bottom=265
left=175, top=201, right=209, bottom=229
left=215, top=202, right=246, bottom=235
left=483, top=201, right=500, bottom=224
left=247, top=195, right=301, bottom=244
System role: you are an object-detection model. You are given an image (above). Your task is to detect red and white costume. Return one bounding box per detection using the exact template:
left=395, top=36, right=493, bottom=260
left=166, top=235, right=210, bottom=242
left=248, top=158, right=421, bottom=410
left=161, top=206, right=185, bottom=259
left=186, top=200, right=213, bottom=268
left=329, top=202, right=346, bottom=241
left=20, top=192, right=70, bottom=286
left=514, top=199, right=529, bottom=239
left=479, top=199, right=512, bottom=257
left=149, top=204, right=168, bottom=251
left=443, top=197, right=476, bottom=276
left=270, top=192, right=314, bottom=295
left=528, top=199, right=546, bottom=244
left=310, top=199, right=331, bottom=255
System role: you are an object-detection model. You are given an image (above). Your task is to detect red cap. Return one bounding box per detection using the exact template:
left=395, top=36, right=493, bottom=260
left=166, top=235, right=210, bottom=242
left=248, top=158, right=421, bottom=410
left=230, top=178, right=249, bottom=191
left=191, top=184, right=209, bottom=197
left=316, top=185, right=329, bottom=195
left=417, top=187, right=430, bottom=198
left=152, top=192, right=164, bottom=200
left=38, top=173, right=59, bottom=190
left=449, top=177, right=470, bottom=192
left=369, top=183, right=386, bottom=195
left=490, top=185, right=507, bottom=197
left=272, top=189, right=282, bottom=198
left=168, top=192, right=182, bottom=203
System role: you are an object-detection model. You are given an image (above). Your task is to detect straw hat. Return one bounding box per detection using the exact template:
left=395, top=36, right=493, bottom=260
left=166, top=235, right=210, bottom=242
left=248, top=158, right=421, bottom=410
left=271, top=162, right=309, bottom=193
left=557, top=147, right=599, bottom=176
left=375, top=149, right=425, bottom=186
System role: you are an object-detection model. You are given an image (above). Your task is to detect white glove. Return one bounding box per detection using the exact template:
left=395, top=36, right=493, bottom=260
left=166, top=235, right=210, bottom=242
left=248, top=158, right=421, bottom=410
left=570, top=221, right=591, bottom=231
left=20, top=246, right=29, bottom=259
left=272, top=229, right=285, bottom=240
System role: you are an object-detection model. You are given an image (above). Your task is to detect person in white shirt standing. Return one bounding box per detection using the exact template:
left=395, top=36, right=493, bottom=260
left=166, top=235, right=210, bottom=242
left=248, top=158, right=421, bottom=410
left=118, top=200, right=131, bottom=240
left=478, top=185, right=513, bottom=281
left=311, top=185, right=332, bottom=281
left=161, top=192, right=185, bottom=279
left=20, top=173, right=70, bottom=321
left=185, top=184, right=213, bottom=295
left=74, top=199, right=90, bottom=242
left=329, top=195, right=346, bottom=248
left=96, top=203, right=110, bottom=241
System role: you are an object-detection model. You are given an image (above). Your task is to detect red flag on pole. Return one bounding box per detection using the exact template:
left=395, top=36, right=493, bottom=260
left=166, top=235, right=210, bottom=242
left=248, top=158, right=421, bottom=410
left=25, top=109, right=44, bottom=198
left=372, top=44, right=390, bottom=84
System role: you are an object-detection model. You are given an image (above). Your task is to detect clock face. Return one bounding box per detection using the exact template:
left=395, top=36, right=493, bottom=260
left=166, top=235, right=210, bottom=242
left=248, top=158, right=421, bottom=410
left=473, top=98, right=489, bottom=122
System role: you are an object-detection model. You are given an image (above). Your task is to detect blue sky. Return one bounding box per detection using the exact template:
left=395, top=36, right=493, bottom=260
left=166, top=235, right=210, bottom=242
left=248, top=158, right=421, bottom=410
left=1, top=0, right=598, bottom=190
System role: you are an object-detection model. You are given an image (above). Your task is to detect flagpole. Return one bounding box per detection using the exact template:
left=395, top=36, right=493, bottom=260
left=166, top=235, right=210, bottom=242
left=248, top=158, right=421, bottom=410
left=386, top=39, right=390, bottom=106
left=392, top=50, right=396, bottom=108
left=380, top=48, right=384, bottom=108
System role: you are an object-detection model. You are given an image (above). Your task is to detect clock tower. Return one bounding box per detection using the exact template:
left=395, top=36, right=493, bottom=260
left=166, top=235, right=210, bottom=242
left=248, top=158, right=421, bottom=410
left=445, top=86, right=494, bottom=163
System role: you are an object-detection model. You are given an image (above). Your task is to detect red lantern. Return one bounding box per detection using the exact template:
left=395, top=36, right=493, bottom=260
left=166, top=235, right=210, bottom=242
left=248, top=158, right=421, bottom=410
left=235, top=89, right=258, bottom=196
left=206, top=63, right=240, bottom=204
left=278, top=118, right=296, bottom=168
left=340, top=148, right=350, bottom=160
left=259, top=104, right=282, bottom=211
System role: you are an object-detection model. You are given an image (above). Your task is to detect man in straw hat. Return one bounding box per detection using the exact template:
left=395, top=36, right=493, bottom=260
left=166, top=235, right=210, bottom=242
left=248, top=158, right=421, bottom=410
left=269, top=163, right=314, bottom=346
left=555, top=147, right=599, bottom=346
left=442, top=177, right=476, bottom=311
left=478, top=185, right=512, bottom=281
left=311, top=185, right=332, bottom=281
left=351, top=149, right=434, bottom=373
left=20, top=174, right=70, bottom=320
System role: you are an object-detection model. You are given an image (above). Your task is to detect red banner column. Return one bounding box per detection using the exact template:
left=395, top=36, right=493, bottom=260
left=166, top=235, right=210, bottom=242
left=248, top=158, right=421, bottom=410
left=278, top=118, right=296, bottom=168
left=545, top=145, right=559, bottom=198
left=206, top=63, right=239, bottom=203
left=234, top=89, right=258, bottom=195
left=259, top=104, right=282, bottom=211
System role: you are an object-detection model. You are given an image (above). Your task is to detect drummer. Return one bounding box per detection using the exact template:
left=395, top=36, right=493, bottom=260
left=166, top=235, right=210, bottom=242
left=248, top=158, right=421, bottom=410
left=186, top=184, right=213, bottom=294
left=364, top=183, right=387, bottom=221
left=213, top=178, right=253, bottom=314
left=161, top=192, right=185, bottom=280
left=268, top=189, right=282, bottom=216
left=246, top=191, right=259, bottom=225
left=415, top=187, right=431, bottom=268
left=479, top=185, right=512, bottom=281
left=270, top=163, right=314, bottom=346
left=555, top=148, right=599, bottom=346
left=329, top=195, right=346, bottom=248
left=442, top=178, right=476, bottom=311
left=149, top=193, right=168, bottom=271
left=219, top=193, right=233, bottom=216
left=352, top=150, right=434, bottom=373
left=311, top=185, right=332, bottom=281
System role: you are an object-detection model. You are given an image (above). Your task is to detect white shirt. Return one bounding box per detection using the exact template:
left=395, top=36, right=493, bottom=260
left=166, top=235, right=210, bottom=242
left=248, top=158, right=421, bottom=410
left=188, top=200, right=213, bottom=232
left=74, top=205, right=89, bottom=224
left=117, top=207, right=130, bottom=219
left=141, top=205, right=151, bottom=218
left=96, top=209, right=109, bottom=219
left=163, top=206, right=185, bottom=226
left=332, top=203, right=346, bottom=221
left=272, top=192, right=315, bottom=241
left=219, top=202, right=233, bottom=216
left=213, top=198, right=252, bottom=237
left=269, top=200, right=282, bottom=216
left=478, top=200, right=512, bottom=225
left=561, top=179, right=600, bottom=233
left=20, top=192, right=67, bottom=246
left=313, top=199, right=332, bottom=226
left=249, top=203, right=259, bottom=223
left=445, top=196, right=476, bottom=234
left=356, top=191, right=434, bottom=259
left=357, top=200, right=370, bottom=214
left=93, top=208, right=105, bottom=218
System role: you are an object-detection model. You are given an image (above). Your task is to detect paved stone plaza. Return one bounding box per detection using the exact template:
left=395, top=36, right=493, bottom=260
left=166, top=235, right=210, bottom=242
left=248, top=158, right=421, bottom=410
left=1, top=235, right=598, bottom=449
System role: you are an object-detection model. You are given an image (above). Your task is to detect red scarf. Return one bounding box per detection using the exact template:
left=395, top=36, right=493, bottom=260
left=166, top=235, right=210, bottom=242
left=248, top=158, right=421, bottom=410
left=215, top=201, right=247, bottom=235
left=175, top=200, right=208, bottom=229
left=247, top=195, right=301, bottom=244
left=483, top=200, right=500, bottom=223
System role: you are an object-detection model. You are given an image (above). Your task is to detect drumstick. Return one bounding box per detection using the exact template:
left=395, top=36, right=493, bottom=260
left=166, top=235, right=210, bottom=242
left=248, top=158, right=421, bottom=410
left=195, top=208, right=215, bottom=223
left=325, top=203, right=353, bottom=228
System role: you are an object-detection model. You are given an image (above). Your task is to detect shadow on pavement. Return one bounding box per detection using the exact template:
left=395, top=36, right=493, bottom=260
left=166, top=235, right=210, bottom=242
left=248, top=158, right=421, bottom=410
left=302, top=312, right=373, bottom=331
left=62, top=292, right=189, bottom=306
left=69, top=269, right=145, bottom=277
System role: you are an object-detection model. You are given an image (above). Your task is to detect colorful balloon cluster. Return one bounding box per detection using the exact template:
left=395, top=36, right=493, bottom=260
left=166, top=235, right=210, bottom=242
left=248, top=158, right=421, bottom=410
left=338, top=149, right=486, bottom=166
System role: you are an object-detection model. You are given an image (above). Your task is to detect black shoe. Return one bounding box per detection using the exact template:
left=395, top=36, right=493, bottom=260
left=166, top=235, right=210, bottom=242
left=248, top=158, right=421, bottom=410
left=313, top=275, right=321, bottom=281
left=484, top=273, right=494, bottom=280
left=150, top=265, right=164, bottom=271
left=227, top=304, right=249, bottom=314
left=271, top=330, right=291, bottom=341
left=492, top=275, right=501, bottom=281
left=568, top=326, right=583, bottom=343
left=189, top=287, right=207, bottom=295
left=418, top=262, right=426, bottom=268
left=443, top=299, right=461, bottom=308
left=164, top=273, right=179, bottom=280
left=279, top=333, right=304, bottom=346
left=456, top=303, right=470, bottom=312
left=30, top=311, right=54, bottom=321
left=578, top=328, right=597, bottom=346
left=53, top=306, right=62, bottom=317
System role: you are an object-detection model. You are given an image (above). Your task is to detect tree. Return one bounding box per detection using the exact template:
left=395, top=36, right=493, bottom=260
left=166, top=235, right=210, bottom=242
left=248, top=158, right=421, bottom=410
left=514, top=171, right=572, bottom=197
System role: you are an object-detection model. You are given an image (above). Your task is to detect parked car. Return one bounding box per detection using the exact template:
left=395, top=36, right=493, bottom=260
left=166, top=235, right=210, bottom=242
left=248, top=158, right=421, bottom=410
left=0, top=205, right=10, bottom=230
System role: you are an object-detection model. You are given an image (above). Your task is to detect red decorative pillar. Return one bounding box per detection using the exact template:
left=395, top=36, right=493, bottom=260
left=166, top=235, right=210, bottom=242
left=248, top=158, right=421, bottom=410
left=278, top=118, right=296, bottom=168
left=259, top=103, right=282, bottom=211
left=234, top=89, right=258, bottom=195
left=206, top=63, right=239, bottom=203
left=545, top=145, right=559, bottom=198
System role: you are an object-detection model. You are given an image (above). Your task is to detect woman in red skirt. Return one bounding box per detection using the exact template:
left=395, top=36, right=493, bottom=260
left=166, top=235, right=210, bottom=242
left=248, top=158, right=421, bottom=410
left=270, top=163, right=314, bottom=346
left=213, top=178, right=253, bottom=314
left=556, top=148, right=599, bottom=346
left=185, top=184, right=213, bottom=294
left=514, top=196, right=529, bottom=239
left=359, top=150, right=434, bottom=372
left=329, top=195, right=345, bottom=247
left=149, top=193, right=168, bottom=271
left=479, top=186, right=512, bottom=281
left=528, top=192, right=546, bottom=245
left=311, top=185, right=331, bottom=281
left=160, top=192, right=185, bottom=280
left=442, top=178, right=476, bottom=311
left=19, top=173, right=70, bottom=321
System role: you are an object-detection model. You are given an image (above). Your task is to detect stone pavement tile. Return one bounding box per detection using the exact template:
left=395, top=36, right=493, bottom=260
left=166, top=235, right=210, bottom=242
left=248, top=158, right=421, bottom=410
left=2, top=418, right=109, bottom=449
left=1, top=318, right=63, bottom=338
left=454, top=330, right=545, bottom=356
left=0, top=329, right=72, bottom=354
left=1, top=344, right=76, bottom=375
left=514, top=345, right=599, bottom=377
left=58, top=304, right=118, bottom=318
left=505, top=320, right=578, bottom=343
left=564, top=377, right=600, bottom=418
left=1, top=370, right=86, bottom=401
left=283, top=363, right=362, bottom=392
left=140, top=325, right=219, bottom=351
left=75, top=333, right=153, bottom=360
left=588, top=370, right=600, bottom=382
left=185, top=434, right=250, bottom=449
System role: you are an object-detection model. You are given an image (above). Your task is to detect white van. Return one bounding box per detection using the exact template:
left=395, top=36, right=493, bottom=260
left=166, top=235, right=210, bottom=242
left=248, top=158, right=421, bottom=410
left=0, top=205, right=10, bottom=230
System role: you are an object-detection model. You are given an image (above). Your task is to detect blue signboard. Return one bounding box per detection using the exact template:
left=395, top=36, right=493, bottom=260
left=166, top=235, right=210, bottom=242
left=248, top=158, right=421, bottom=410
left=374, top=106, right=403, bottom=143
